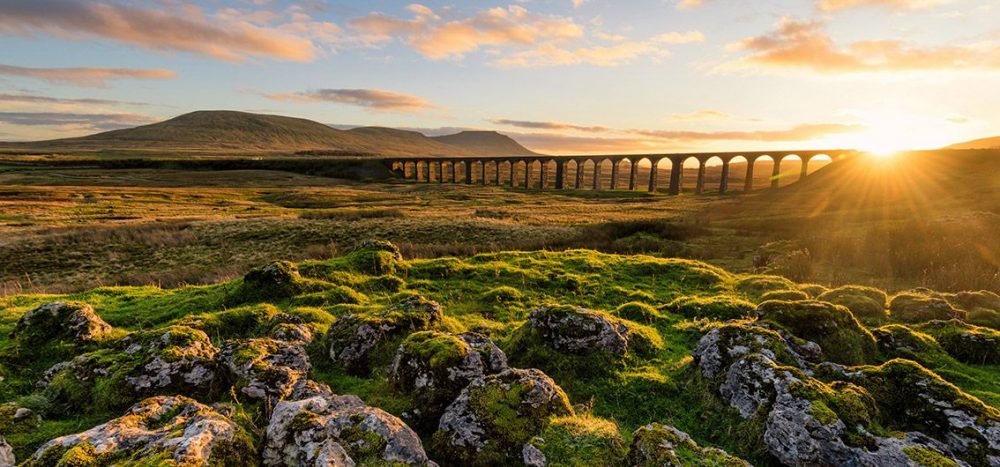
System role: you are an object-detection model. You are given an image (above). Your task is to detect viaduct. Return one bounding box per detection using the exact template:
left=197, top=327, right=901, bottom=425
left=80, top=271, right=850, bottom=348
left=384, top=150, right=854, bottom=194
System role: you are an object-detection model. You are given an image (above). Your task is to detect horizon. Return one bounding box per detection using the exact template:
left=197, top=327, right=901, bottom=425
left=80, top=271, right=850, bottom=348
left=0, top=0, right=998, bottom=154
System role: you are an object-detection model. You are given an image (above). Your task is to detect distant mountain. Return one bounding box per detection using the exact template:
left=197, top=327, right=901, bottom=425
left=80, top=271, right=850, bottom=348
left=432, top=131, right=538, bottom=156
left=0, top=110, right=538, bottom=156
left=946, top=136, right=1000, bottom=150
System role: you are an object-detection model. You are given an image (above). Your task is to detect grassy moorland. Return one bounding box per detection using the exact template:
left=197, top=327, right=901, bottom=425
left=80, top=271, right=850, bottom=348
left=0, top=244, right=998, bottom=465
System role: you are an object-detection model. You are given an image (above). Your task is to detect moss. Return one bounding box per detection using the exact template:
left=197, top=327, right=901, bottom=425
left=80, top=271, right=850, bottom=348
left=758, top=300, right=878, bottom=365
left=890, top=293, right=966, bottom=324
left=819, top=285, right=888, bottom=308
left=871, top=324, right=950, bottom=365
left=788, top=379, right=876, bottom=433
left=967, top=308, right=1000, bottom=331
left=807, top=400, right=839, bottom=425
left=612, top=302, right=665, bottom=325
left=760, top=290, right=810, bottom=302
left=366, top=275, right=406, bottom=293
left=662, top=295, right=756, bottom=320
left=945, top=290, right=1000, bottom=314
left=798, top=283, right=829, bottom=298
left=480, top=286, right=524, bottom=305
left=293, top=285, right=367, bottom=307
left=903, top=446, right=959, bottom=467
left=228, top=261, right=327, bottom=304
left=532, top=416, right=627, bottom=467
left=176, top=303, right=278, bottom=340
left=732, top=275, right=797, bottom=301
left=628, top=423, right=749, bottom=467
left=397, top=330, right=469, bottom=369
left=917, top=320, right=1000, bottom=365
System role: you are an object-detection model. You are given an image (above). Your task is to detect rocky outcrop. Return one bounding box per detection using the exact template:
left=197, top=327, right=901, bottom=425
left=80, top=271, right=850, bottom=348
left=216, top=338, right=310, bottom=402
left=11, top=302, right=112, bottom=345
left=328, top=295, right=443, bottom=375
left=433, top=368, right=574, bottom=465
left=520, top=305, right=661, bottom=357
left=347, top=239, right=405, bottom=275
left=40, top=326, right=218, bottom=410
left=693, top=323, right=815, bottom=380
left=25, top=396, right=253, bottom=466
left=263, top=389, right=435, bottom=466
left=890, top=293, right=966, bottom=323
left=757, top=300, right=877, bottom=365
left=628, top=423, right=749, bottom=466
left=389, top=331, right=508, bottom=428
left=917, top=319, right=1000, bottom=364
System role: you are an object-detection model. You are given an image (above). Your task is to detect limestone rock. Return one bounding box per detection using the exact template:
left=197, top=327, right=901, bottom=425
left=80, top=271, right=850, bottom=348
left=0, top=435, right=13, bottom=467
left=328, top=295, right=443, bottom=375
left=389, top=331, right=508, bottom=428
left=628, top=423, right=749, bottom=466
left=263, top=390, right=435, bottom=466
left=216, top=338, right=311, bottom=402
left=26, top=396, right=253, bottom=466
left=433, top=368, right=574, bottom=464
left=757, top=299, right=877, bottom=365
left=11, top=302, right=111, bottom=344
left=693, top=323, right=811, bottom=380
left=522, top=305, right=660, bottom=358
left=890, top=293, right=965, bottom=324
left=40, top=326, right=218, bottom=410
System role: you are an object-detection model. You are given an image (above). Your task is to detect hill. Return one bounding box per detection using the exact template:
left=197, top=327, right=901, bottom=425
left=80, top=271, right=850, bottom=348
left=947, top=136, right=1000, bottom=150
left=432, top=130, right=538, bottom=156
left=0, top=111, right=537, bottom=157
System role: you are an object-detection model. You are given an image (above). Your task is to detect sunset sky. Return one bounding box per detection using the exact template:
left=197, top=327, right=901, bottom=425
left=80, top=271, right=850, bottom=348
left=0, top=0, right=997, bottom=154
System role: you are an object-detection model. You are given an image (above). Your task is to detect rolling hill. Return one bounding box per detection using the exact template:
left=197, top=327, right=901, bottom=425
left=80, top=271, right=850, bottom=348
left=947, top=136, right=1000, bottom=150
left=0, top=110, right=538, bottom=157
left=432, top=131, right=539, bottom=156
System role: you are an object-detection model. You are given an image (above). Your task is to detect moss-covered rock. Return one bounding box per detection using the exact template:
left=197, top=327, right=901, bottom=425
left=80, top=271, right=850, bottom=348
left=293, top=285, right=367, bottom=307
left=346, top=239, right=405, bottom=275
left=389, top=331, right=508, bottom=429
left=612, top=302, right=665, bottom=324
left=216, top=338, right=311, bottom=402
left=23, top=396, right=255, bottom=467
left=760, top=289, right=810, bottom=302
left=40, top=326, right=218, bottom=413
left=757, top=300, right=877, bottom=365
left=890, top=293, right=966, bottom=324
left=11, top=302, right=112, bottom=346
left=917, top=319, right=1000, bottom=365
left=693, top=322, right=814, bottom=380
left=433, top=368, right=574, bottom=465
left=817, top=285, right=889, bottom=323
left=514, top=304, right=662, bottom=359
left=327, top=295, right=443, bottom=375
left=945, top=290, right=1000, bottom=314
left=230, top=261, right=325, bottom=304
left=798, top=283, right=829, bottom=298
left=528, top=416, right=627, bottom=467
left=628, top=423, right=749, bottom=466
left=733, top=275, right=798, bottom=301
left=853, top=359, right=1000, bottom=465
left=263, top=389, right=434, bottom=466
left=663, top=295, right=756, bottom=321
left=871, top=324, right=950, bottom=365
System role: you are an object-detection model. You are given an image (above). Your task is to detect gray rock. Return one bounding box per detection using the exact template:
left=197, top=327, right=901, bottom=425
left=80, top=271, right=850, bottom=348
left=263, top=389, right=435, bottom=466
left=720, top=354, right=801, bottom=419
left=693, top=324, right=810, bottom=380
left=29, top=396, right=252, bottom=466
left=328, top=296, right=443, bottom=375
left=527, top=305, right=641, bottom=356
left=12, top=302, right=112, bottom=344
left=0, top=435, right=13, bottom=467
left=627, top=423, right=750, bottom=466
left=522, top=442, right=547, bottom=467
left=434, top=368, right=574, bottom=464
left=216, top=338, right=310, bottom=402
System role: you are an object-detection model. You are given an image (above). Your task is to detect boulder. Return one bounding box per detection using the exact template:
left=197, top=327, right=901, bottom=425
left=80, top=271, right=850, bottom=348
left=0, top=435, right=13, bottom=467
left=890, top=293, right=966, bottom=324
left=389, top=331, right=508, bottom=428
left=433, top=368, right=574, bottom=465
left=348, top=239, right=405, bottom=275
left=25, top=396, right=253, bottom=466
left=871, top=324, right=949, bottom=365
left=40, top=326, right=218, bottom=411
left=628, top=423, right=749, bottom=466
left=263, top=390, right=435, bottom=466
left=520, top=305, right=661, bottom=357
left=216, top=338, right=311, bottom=402
left=692, top=323, right=813, bottom=380
left=757, top=300, right=877, bottom=365
left=817, top=285, right=889, bottom=323
left=11, top=302, right=111, bottom=345
left=918, top=319, right=1000, bottom=365
left=231, top=260, right=323, bottom=304
left=328, top=295, right=443, bottom=375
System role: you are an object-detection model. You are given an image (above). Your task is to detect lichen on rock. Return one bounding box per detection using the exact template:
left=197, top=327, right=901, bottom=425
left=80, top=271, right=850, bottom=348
left=328, top=295, right=443, bottom=375
left=216, top=338, right=311, bottom=402
left=11, top=302, right=112, bottom=345
left=24, top=396, right=254, bottom=467
left=628, top=423, right=749, bottom=466
left=757, top=299, right=877, bottom=365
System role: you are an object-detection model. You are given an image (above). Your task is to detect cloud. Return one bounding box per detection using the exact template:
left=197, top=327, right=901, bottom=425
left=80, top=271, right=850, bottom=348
left=676, top=0, right=705, bottom=10
left=0, top=64, right=175, bottom=88
left=666, top=110, right=754, bottom=122
left=727, top=17, right=1000, bottom=73
left=0, top=93, right=147, bottom=106
left=494, top=41, right=668, bottom=67
left=0, top=111, right=155, bottom=131
left=265, top=89, right=436, bottom=112
left=632, top=123, right=864, bottom=141
left=491, top=119, right=610, bottom=132
left=652, top=31, right=705, bottom=44
left=0, top=0, right=318, bottom=62
left=817, top=0, right=956, bottom=11
left=350, top=4, right=583, bottom=60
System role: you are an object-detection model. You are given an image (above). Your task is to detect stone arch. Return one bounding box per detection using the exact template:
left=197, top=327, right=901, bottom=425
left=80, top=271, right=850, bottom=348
left=565, top=159, right=579, bottom=189
left=776, top=154, right=803, bottom=187
left=580, top=159, right=597, bottom=190
left=804, top=154, right=833, bottom=177
left=652, top=158, right=672, bottom=192
left=704, top=156, right=724, bottom=193
left=596, top=158, right=614, bottom=190
left=679, top=156, right=701, bottom=193
left=749, top=155, right=774, bottom=191
left=614, top=158, right=634, bottom=190
left=632, top=157, right=654, bottom=192
left=528, top=160, right=543, bottom=189
left=727, top=156, right=748, bottom=192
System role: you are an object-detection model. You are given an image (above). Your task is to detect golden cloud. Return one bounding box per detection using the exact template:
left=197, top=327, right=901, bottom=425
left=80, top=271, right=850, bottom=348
left=0, top=64, right=175, bottom=88
left=0, top=0, right=317, bottom=62
left=728, top=17, right=1000, bottom=73
left=265, top=89, right=436, bottom=112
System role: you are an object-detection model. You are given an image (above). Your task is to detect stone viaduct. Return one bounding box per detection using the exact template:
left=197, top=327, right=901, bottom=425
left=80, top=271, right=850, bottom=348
left=384, top=150, right=853, bottom=194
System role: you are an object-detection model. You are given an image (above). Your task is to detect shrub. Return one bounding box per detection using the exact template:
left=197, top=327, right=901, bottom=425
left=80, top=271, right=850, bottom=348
left=663, top=295, right=756, bottom=320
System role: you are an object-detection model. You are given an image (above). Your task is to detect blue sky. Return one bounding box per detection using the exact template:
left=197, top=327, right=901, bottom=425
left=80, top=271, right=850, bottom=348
left=0, top=0, right=997, bottom=153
